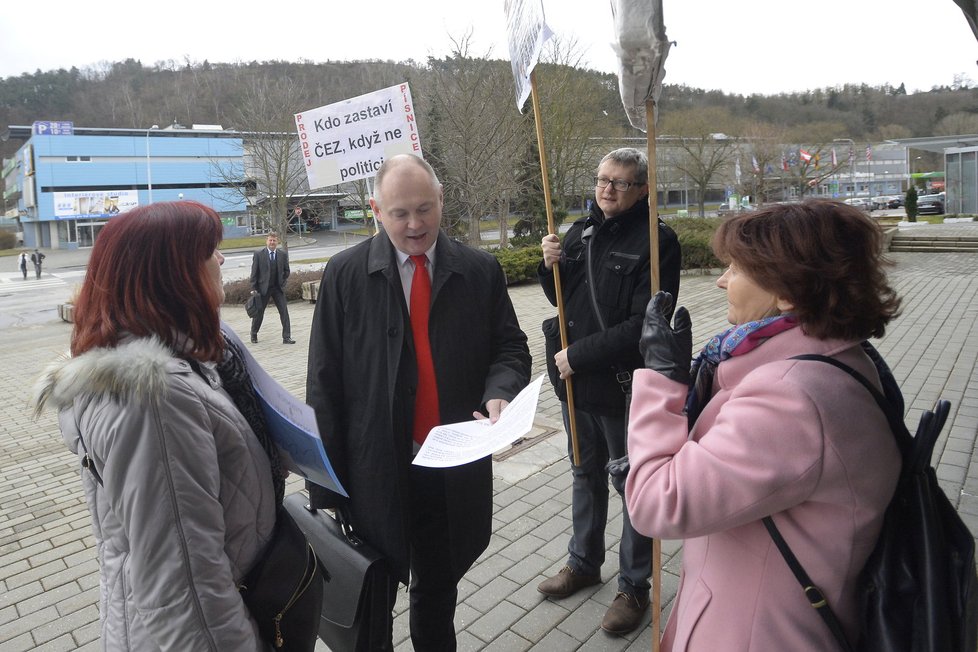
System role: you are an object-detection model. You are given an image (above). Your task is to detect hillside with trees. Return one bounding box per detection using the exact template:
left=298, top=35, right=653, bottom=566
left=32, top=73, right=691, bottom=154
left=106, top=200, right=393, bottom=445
left=3, top=49, right=976, bottom=228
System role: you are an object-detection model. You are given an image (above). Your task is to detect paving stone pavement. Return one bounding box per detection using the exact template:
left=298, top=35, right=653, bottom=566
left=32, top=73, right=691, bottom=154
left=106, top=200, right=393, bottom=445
left=2, top=232, right=978, bottom=650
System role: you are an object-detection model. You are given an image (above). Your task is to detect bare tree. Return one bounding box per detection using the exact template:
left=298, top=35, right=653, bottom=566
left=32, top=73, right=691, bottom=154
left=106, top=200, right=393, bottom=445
left=422, top=36, right=530, bottom=245
left=663, top=109, right=740, bottom=216
left=535, top=38, right=624, bottom=213
left=210, top=72, right=311, bottom=246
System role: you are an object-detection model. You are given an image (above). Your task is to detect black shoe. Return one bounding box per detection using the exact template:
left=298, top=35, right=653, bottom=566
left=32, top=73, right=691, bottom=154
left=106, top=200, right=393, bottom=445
left=250, top=334, right=258, bottom=343
left=283, top=338, right=296, bottom=344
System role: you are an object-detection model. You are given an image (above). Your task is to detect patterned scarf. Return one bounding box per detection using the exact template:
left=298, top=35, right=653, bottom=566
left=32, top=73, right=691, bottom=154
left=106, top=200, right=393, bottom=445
left=685, top=314, right=799, bottom=426
left=215, top=334, right=286, bottom=505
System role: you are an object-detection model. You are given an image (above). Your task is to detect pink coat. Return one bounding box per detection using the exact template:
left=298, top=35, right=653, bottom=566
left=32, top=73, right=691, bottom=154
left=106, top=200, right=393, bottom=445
left=626, top=327, right=901, bottom=651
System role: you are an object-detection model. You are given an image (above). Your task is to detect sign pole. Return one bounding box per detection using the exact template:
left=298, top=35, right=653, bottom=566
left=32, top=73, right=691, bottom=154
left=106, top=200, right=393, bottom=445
left=530, top=71, right=581, bottom=467
left=646, top=98, right=661, bottom=652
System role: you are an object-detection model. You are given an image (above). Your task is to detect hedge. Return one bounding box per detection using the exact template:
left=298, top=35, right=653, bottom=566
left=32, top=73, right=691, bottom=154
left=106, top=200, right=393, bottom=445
left=221, top=216, right=722, bottom=305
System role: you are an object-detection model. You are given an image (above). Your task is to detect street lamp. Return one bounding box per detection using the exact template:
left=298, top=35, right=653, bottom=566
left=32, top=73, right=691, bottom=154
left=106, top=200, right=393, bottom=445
left=146, top=125, right=159, bottom=204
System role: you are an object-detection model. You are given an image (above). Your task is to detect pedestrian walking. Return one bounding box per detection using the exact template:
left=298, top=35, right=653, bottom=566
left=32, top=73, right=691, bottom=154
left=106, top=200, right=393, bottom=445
left=250, top=232, right=294, bottom=344
left=30, top=248, right=45, bottom=279
left=18, top=251, right=28, bottom=279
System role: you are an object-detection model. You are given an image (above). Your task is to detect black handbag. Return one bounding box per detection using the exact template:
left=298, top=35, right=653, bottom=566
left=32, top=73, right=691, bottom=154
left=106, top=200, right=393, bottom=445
left=239, top=506, right=324, bottom=650
left=284, top=493, right=394, bottom=652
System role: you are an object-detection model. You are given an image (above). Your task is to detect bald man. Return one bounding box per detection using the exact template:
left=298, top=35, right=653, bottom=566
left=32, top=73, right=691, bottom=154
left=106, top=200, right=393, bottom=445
left=306, top=155, right=530, bottom=650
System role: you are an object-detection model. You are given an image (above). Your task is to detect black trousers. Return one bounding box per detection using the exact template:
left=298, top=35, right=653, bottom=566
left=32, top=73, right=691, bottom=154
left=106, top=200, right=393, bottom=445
left=250, top=285, right=291, bottom=339
left=379, top=466, right=466, bottom=651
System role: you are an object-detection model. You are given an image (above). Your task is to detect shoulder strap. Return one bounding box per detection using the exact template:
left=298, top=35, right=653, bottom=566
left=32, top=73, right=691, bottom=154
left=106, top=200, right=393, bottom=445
left=762, top=351, right=909, bottom=652
left=582, top=225, right=632, bottom=395
left=790, top=353, right=912, bottom=459
left=76, top=431, right=104, bottom=486
left=762, top=516, right=854, bottom=652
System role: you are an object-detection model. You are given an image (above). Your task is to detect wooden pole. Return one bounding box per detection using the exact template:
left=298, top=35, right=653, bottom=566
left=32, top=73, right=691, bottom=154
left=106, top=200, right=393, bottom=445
left=530, top=71, right=581, bottom=467
left=646, top=98, right=662, bottom=652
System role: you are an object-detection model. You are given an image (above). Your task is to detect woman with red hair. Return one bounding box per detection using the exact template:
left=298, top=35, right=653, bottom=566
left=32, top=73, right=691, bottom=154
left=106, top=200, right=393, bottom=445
left=33, top=202, right=284, bottom=650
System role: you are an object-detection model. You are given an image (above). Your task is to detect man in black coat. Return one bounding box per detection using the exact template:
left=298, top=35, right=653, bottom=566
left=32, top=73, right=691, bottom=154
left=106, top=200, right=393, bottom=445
left=249, top=232, right=294, bottom=344
left=537, top=147, right=682, bottom=635
left=30, top=248, right=45, bottom=279
left=306, top=155, right=531, bottom=651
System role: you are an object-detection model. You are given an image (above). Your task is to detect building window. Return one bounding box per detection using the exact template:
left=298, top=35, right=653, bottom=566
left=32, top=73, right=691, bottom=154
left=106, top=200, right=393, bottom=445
left=66, top=156, right=92, bottom=162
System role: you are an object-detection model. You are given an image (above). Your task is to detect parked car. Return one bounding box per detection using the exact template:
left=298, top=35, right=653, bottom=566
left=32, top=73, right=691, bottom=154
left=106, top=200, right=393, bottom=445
left=887, top=196, right=905, bottom=209
left=844, top=197, right=873, bottom=212
left=917, top=192, right=945, bottom=215
left=717, top=204, right=755, bottom=216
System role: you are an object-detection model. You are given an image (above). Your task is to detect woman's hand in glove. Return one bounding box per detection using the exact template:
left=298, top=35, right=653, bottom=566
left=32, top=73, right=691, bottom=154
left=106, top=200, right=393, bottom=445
left=640, top=291, right=692, bottom=385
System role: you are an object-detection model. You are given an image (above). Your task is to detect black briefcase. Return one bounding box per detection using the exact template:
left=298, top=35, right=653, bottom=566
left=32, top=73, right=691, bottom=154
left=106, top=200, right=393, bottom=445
left=283, top=493, right=393, bottom=652
left=245, top=294, right=261, bottom=318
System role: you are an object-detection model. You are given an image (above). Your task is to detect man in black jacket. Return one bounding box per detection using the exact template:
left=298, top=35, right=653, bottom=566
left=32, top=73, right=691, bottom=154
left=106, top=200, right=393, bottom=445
left=537, top=147, right=681, bottom=635
left=306, top=155, right=530, bottom=650
left=249, top=232, right=294, bottom=344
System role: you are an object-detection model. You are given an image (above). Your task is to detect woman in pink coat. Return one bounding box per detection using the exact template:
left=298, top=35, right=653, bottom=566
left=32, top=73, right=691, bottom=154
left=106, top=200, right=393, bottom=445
left=625, top=200, right=903, bottom=651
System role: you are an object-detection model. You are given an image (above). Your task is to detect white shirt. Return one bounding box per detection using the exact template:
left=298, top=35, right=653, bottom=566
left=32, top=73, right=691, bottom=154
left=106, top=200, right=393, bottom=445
left=393, top=243, right=436, bottom=313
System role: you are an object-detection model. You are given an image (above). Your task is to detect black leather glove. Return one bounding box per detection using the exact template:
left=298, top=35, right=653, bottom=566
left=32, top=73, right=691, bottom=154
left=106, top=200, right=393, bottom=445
left=607, top=455, right=630, bottom=495
left=640, top=291, right=692, bottom=385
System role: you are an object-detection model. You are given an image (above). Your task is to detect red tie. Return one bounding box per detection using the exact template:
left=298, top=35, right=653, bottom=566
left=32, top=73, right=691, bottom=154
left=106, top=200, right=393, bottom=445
left=410, top=255, right=439, bottom=445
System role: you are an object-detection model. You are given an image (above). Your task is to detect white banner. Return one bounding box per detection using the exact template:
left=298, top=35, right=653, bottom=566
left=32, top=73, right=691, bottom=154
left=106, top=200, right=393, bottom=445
left=53, top=189, right=139, bottom=219
left=611, top=0, right=671, bottom=132
left=504, top=0, right=553, bottom=112
left=295, top=83, right=422, bottom=190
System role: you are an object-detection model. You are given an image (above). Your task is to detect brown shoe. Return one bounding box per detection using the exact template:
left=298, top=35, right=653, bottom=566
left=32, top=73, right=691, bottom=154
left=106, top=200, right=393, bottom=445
left=601, top=591, right=649, bottom=635
left=537, top=565, right=601, bottom=598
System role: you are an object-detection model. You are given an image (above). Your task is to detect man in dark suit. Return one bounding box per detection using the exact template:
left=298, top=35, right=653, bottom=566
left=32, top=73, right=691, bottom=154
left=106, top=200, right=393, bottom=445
left=306, top=155, right=531, bottom=651
left=249, top=232, right=294, bottom=344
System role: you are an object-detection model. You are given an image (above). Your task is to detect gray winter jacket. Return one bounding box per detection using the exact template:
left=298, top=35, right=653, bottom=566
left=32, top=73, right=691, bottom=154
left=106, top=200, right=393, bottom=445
left=33, top=336, right=276, bottom=651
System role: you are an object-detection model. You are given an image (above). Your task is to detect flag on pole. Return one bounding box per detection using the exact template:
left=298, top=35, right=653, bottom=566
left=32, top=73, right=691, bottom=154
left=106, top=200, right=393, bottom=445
left=800, top=149, right=812, bottom=163
left=751, top=155, right=760, bottom=173
left=831, top=148, right=838, bottom=167
left=610, top=0, right=671, bottom=132
left=866, top=145, right=873, bottom=161
left=782, top=152, right=789, bottom=172
left=735, top=158, right=742, bottom=184
left=504, top=0, right=554, bottom=112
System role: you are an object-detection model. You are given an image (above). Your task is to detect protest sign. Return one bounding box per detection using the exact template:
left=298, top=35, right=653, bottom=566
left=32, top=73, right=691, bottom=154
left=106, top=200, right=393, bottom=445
left=611, top=0, right=671, bottom=131
left=295, top=83, right=422, bottom=190
left=504, top=0, right=553, bottom=111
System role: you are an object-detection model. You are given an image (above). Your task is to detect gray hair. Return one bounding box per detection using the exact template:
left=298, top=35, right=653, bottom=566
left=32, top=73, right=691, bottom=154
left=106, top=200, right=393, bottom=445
left=598, top=148, right=648, bottom=184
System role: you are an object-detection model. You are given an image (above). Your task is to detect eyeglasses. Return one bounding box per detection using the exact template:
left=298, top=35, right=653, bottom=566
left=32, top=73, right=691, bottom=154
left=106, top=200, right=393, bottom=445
left=594, top=176, right=641, bottom=192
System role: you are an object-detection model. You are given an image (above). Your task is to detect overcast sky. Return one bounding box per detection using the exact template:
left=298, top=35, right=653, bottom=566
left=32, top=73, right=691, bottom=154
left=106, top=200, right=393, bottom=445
left=1, top=0, right=976, bottom=97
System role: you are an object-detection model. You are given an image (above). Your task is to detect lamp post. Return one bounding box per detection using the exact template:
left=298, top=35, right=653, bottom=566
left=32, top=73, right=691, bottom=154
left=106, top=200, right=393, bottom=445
left=145, top=125, right=159, bottom=204
left=833, top=138, right=855, bottom=200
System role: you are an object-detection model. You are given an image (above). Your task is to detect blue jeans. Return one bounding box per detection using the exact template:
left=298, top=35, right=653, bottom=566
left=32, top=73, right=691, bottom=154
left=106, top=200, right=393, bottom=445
left=562, top=403, right=652, bottom=596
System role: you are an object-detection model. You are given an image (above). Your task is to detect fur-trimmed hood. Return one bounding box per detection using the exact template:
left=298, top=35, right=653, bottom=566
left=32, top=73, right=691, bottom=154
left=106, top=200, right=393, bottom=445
left=32, top=337, right=179, bottom=417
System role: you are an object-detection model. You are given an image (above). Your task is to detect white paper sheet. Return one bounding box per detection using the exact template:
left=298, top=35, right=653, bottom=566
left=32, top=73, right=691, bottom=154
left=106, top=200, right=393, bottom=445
left=412, top=375, right=545, bottom=468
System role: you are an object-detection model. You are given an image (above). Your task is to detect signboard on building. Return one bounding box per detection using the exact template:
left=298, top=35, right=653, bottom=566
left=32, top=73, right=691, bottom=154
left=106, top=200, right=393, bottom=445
left=32, top=121, right=74, bottom=136
left=53, top=190, right=139, bottom=219
left=294, top=83, right=422, bottom=190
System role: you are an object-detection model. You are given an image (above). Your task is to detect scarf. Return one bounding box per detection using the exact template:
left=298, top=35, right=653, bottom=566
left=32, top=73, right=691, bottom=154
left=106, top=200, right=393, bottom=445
left=215, top=334, right=286, bottom=505
left=685, top=314, right=799, bottom=426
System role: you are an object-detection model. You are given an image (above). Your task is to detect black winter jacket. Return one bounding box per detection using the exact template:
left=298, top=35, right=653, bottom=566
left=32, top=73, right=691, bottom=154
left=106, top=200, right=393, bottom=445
left=539, top=198, right=681, bottom=417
